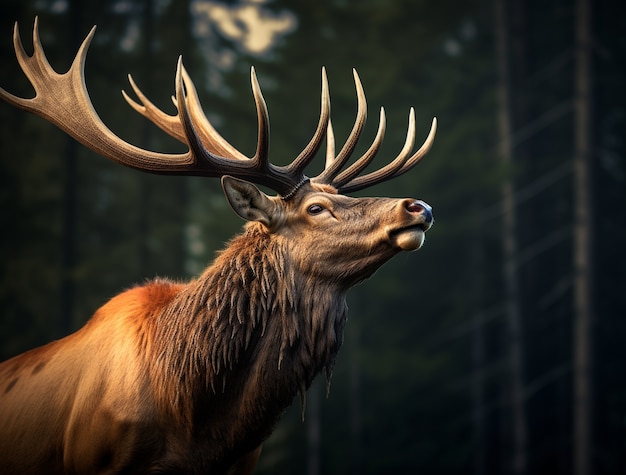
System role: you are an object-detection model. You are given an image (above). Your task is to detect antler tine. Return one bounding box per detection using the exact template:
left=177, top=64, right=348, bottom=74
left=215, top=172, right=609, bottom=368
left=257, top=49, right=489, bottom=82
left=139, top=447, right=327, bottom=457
left=0, top=19, right=196, bottom=173
left=17, top=18, right=51, bottom=95
left=391, top=116, right=437, bottom=176
left=180, top=62, right=250, bottom=160
left=249, top=67, right=270, bottom=168
left=338, top=115, right=437, bottom=194
left=315, top=69, right=367, bottom=183
left=174, top=58, right=241, bottom=177
left=285, top=67, right=331, bottom=176
left=325, top=117, right=336, bottom=168
left=332, top=107, right=386, bottom=188
left=123, top=73, right=186, bottom=143
left=0, top=23, right=32, bottom=110
left=123, top=61, right=249, bottom=161
left=0, top=18, right=83, bottom=115
left=174, top=59, right=299, bottom=193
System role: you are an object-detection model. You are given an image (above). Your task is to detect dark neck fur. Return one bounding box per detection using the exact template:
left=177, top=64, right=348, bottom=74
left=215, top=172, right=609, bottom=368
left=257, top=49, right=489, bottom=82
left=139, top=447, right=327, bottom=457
left=146, top=226, right=348, bottom=432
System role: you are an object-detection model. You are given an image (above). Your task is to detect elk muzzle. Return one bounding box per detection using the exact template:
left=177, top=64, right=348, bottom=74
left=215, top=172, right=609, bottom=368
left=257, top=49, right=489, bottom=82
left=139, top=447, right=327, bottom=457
left=388, top=198, right=434, bottom=251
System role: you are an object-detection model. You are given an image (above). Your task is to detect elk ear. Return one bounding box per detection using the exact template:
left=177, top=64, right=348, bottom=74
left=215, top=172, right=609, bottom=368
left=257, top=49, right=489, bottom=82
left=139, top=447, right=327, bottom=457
left=221, top=176, right=278, bottom=228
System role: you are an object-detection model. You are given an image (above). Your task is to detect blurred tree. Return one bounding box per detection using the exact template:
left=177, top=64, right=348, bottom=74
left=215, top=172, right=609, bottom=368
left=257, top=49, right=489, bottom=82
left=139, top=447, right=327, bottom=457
left=60, top=0, right=80, bottom=335
left=1, top=0, right=67, bottom=354
left=494, top=0, right=527, bottom=472
left=572, top=0, right=593, bottom=474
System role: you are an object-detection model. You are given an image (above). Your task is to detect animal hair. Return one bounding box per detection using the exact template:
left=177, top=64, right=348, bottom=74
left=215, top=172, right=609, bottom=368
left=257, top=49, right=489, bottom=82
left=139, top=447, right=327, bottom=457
left=140, top=224, right=347, bottom=427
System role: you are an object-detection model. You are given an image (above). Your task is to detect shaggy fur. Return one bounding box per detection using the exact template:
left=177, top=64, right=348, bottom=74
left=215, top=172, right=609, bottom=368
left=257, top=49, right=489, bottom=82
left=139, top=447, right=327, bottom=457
left=145, top=225, right=347, bottom=440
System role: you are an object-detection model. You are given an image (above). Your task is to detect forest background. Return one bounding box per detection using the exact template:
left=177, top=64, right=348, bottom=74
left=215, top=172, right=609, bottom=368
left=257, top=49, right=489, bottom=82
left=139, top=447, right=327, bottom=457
left=0, top=0, right=624, bottom=474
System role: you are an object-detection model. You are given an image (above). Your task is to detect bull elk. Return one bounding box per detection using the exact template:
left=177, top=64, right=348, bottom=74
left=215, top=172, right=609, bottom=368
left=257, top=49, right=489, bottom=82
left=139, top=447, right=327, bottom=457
left=0, top=18, right=436, bottom=474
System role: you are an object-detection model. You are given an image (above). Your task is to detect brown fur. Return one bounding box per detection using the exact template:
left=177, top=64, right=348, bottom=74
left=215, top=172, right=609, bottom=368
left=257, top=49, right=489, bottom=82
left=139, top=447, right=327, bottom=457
left=0, top=181, right=432, bottom=474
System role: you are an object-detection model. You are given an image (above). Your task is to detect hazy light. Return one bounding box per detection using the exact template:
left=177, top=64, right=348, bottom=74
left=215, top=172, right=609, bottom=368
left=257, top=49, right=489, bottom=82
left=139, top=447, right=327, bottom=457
left=193, top=0, right=297, bottom=56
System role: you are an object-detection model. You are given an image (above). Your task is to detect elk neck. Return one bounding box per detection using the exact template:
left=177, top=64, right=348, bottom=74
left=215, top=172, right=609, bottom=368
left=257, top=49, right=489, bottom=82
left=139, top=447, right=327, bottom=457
left=144, top=224, right=348, bottom=428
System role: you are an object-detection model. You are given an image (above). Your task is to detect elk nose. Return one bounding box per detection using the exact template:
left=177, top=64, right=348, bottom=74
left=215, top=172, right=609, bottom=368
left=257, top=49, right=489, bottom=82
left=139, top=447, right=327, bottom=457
left=404, top=199, right=433, bottom=225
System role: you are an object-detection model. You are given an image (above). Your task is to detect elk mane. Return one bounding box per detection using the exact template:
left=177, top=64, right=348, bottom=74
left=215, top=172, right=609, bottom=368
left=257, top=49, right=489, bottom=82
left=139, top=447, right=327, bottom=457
left=141, top=225, right=347, bottom=424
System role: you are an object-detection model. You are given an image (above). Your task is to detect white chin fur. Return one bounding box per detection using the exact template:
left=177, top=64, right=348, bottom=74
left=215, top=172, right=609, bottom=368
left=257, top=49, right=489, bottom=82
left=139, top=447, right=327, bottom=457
left=394, top=229, right=425, bottom=251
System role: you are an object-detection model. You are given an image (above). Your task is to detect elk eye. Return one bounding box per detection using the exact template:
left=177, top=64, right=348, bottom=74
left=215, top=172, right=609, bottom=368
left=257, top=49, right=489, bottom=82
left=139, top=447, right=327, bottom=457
left=307, top=204, right=325, bottom=215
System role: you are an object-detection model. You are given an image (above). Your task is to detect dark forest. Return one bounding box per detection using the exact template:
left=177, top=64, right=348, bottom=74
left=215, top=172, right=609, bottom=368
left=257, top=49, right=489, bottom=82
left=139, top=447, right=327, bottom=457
left=0, top=0, right=624, bottom=473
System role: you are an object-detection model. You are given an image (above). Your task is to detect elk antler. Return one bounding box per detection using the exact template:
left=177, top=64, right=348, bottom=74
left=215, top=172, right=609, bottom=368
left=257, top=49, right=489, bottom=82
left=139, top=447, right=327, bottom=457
left=312, top=69, right=437, bottom=194
left=0, top=19, right=436, bottom=198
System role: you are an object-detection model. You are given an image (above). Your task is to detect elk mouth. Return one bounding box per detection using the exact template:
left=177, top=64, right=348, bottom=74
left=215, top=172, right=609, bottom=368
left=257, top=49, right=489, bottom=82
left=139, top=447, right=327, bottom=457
left=388, top=224, right=428, bottom=251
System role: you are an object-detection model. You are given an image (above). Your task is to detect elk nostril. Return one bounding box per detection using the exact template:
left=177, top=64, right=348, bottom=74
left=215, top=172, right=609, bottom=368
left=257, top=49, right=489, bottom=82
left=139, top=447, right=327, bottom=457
left=405, top=200, right=425, bottom=214
left=405, top=199, right=433, bottom=223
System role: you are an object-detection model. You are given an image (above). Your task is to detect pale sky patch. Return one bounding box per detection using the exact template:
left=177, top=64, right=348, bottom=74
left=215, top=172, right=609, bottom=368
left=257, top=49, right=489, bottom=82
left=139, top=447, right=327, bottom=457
left=193, top=0, right=297, bottom=56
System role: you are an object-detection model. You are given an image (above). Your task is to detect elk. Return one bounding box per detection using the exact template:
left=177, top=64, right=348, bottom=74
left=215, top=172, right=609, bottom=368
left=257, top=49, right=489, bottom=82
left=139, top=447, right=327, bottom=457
left=0, top=18, right=436, bottom=475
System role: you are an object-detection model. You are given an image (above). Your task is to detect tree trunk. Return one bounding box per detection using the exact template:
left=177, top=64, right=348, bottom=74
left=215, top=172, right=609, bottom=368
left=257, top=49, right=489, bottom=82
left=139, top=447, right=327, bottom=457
left=349, top=320, right=363, bottom=474
left=494, top=0, right=527, bottom=473
left=470, top=224, right=485, bottom=475
left=137, top=0, right=156, bottom=277
left=573, top=0, right=593, bottom=473
left=60, top=0, right=82, bottom=335
left=306, top=379, right=321, bottom=475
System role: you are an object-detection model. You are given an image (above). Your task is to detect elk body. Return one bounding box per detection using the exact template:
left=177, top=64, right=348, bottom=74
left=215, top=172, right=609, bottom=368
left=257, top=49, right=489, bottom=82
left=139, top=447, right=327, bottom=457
left=0, top=19, right=436, bottom=475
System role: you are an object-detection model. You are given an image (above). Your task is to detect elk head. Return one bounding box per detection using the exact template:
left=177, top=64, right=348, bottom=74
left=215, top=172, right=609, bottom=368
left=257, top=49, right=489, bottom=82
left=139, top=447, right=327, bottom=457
left=0, top=18, right=436, bottom=288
